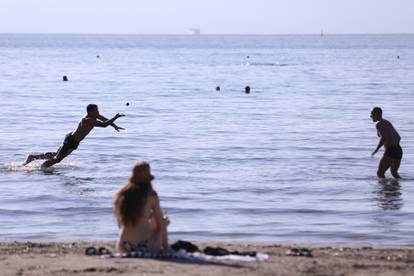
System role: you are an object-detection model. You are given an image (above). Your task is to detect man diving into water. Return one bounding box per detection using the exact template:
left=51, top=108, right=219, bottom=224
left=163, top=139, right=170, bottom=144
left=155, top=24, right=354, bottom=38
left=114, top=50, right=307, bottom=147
left=370, top=107, right=402, bottom=178
left=23, top=104, right=125, bottom=168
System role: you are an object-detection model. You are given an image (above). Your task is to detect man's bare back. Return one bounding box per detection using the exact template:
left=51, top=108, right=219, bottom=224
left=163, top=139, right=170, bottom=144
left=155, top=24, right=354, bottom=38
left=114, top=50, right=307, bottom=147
left=375, top=119, right=400, bottom=148
left=23, top=104, right=125, bottom=168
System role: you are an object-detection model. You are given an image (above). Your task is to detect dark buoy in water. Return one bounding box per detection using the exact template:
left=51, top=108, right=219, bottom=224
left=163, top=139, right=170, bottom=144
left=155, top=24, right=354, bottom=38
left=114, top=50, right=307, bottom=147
left=216, top=86, right=220, bottom=91
left=397, top=55, right=400, bottom=59
left=245, top=86, right=251, bottom=94
left=126, top=102, right=130, bottom=106
left=62, top=75, right=68, bottom=81
left=97, top=55, right=100, bottom=58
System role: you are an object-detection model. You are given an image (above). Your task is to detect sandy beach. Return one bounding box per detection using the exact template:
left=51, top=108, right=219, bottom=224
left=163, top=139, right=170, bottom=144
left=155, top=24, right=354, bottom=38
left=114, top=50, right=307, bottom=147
left=0, top=241, right=413, bottom=276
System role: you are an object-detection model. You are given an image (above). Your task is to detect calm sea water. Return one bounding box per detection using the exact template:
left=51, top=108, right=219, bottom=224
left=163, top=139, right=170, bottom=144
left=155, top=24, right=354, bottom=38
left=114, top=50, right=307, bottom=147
left=1, top=34, right=414, bottom=245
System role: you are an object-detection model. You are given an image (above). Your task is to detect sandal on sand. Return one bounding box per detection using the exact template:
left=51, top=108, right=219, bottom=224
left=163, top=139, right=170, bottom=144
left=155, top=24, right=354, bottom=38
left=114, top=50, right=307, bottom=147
left=85, top=246, right=113, bottom=256
left=98, top=247, right=113, bottom=255
left=286, top=248, right=313, bottom=257
left=85, top=247, right=98, bottom=256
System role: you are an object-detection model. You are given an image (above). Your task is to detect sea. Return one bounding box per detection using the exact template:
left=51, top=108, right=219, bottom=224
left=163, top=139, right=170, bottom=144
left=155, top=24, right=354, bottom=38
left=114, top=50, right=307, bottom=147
left=0, top=34, right=414, bottom=245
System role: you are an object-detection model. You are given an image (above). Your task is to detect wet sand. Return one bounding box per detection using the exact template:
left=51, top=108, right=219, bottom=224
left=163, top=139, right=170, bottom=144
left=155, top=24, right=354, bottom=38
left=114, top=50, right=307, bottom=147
left=1, top=241, right=413, bottom=276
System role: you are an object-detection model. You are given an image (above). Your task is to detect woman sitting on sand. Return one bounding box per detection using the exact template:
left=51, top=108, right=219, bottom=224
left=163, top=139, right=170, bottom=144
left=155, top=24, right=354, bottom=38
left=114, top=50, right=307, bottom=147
left=114, top=161, right=170, bottom=253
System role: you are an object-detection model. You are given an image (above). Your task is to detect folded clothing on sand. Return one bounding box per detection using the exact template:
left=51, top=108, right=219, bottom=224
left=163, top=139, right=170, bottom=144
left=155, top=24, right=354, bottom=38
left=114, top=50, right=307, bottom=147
left=171, top=240, right=257, bottom=257
left=171, top=240, right=199, bottom=253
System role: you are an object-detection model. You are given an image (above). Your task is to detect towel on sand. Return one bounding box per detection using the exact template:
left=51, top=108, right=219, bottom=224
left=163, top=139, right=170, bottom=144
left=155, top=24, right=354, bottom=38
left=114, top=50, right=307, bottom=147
left=102, top=249, right=268, bottom=262
left=87, top=240, right=268, bottom=262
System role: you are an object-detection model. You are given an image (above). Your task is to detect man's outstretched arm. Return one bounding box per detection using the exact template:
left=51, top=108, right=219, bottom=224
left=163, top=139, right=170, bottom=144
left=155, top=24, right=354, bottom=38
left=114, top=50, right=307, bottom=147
left=97, top=114, right=125, bottom=131
left=94, top=113, right=125, bottom=128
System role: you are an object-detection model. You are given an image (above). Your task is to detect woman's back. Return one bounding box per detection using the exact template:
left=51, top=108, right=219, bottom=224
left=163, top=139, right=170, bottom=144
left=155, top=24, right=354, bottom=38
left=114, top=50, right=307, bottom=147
left=117, top=195, right=154, bottom=246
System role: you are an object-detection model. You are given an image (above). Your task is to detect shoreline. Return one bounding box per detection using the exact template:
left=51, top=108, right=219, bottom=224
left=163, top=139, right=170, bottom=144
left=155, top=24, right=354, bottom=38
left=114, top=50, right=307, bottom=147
left=1, top=240, right=413, bottom=275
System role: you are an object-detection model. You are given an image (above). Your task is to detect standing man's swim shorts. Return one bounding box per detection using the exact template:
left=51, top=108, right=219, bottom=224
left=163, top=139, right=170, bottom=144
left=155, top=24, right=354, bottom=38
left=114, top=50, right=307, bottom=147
left=384, top=145, right=403, bottom=160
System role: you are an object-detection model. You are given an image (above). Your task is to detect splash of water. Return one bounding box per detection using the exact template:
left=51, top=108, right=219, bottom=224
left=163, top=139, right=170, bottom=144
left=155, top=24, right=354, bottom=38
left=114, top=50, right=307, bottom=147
left=0, top=162, right=80, bottom=172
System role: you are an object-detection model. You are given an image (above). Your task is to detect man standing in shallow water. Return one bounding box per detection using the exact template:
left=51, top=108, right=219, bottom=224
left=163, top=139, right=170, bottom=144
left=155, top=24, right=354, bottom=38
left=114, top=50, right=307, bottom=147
left=23, top=104, right=125, bottom=168
left=370, top=107, right=403, bottom=178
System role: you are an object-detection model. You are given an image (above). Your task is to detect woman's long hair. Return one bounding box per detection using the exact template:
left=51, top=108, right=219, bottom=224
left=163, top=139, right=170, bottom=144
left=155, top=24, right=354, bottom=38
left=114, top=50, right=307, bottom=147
left=114, top=177, right=156, bottom=227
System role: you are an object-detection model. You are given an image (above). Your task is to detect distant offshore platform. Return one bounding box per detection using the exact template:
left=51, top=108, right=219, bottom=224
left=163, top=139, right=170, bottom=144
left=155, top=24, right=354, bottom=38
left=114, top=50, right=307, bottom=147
left=190, top=28, right=201, bottom=35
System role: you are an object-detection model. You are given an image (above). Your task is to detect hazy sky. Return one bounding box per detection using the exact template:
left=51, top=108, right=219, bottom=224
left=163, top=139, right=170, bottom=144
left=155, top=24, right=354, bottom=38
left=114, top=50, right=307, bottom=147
left=1, top=0, right=413, bottom=34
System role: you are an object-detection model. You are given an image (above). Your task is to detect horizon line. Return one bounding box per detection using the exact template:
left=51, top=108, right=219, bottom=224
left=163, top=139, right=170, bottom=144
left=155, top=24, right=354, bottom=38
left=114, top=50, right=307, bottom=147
left=0, top=32, right=414, bottom=36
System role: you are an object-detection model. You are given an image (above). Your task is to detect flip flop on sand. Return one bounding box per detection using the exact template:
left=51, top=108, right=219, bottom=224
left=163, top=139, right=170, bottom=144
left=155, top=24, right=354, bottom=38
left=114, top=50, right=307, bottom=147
left=85, top=247, right=113, bottom=256
left=286, top=248, right=313, bottom=257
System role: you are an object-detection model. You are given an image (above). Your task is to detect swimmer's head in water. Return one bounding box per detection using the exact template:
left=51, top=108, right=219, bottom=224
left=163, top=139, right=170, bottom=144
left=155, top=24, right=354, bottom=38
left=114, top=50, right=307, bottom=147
left=371, top=107, right=382, bottom=122
left=245, top=86, right=251, bottom=94
left=86, top=104, right=99, bottom=117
